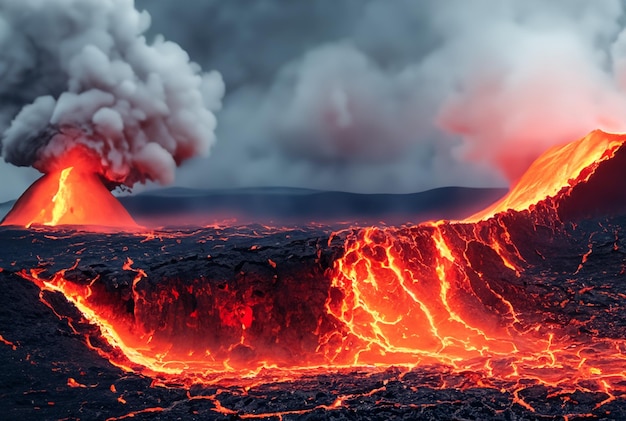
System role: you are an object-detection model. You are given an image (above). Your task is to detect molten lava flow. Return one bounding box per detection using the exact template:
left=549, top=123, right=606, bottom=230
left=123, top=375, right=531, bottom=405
left=465, top=130, right=626, bottom=222
left=44, top=167, right=73, bottom=226
left=1, top=165, right=138, bottom=230
left=16, top=261, right=185, bottom=378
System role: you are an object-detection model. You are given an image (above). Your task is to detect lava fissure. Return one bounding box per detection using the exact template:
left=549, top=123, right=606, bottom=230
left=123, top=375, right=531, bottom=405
left=1, top=158, right=139, bottom=231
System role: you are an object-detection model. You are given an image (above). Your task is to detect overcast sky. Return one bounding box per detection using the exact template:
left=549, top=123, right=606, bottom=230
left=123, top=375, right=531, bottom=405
left=3, top=0, right=626, bottom=201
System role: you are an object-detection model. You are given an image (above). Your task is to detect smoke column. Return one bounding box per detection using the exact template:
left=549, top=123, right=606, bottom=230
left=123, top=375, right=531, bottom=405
left=0, top=0, right=224, bottom=188
left=139, top=0, right=626, bottom=192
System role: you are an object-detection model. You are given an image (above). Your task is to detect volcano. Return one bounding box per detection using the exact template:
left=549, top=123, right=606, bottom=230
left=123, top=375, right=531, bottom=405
left=4, top=130, right=626, bottom=419
left=465, top=129, right=626, bottom=222
left=1, top=166, right=139, bottom=230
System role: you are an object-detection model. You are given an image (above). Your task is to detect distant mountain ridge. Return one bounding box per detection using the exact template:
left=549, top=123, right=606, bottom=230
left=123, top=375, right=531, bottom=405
left=120, top=186, right=507, bottom=226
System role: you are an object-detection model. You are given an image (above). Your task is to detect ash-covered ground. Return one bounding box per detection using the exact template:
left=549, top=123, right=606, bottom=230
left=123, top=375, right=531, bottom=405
left=2, top=209, right=626, bottom=420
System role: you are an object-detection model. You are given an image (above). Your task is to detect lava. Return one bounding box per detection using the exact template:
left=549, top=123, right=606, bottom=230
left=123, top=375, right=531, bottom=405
left=464, top=129, right=626, bottom=222
left=6, top=130, right=626, bottom=413
left=1, top=163, right=139, bottom=230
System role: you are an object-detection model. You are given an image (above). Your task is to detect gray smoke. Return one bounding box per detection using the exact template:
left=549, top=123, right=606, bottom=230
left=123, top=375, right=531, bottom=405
left=0, top=0, right=224, bottom=188
left=137, top=0, right=626, bottom=194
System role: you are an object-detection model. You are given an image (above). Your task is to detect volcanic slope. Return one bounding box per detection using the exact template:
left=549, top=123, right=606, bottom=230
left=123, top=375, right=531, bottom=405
left=1, top=166, right=138, bottom=230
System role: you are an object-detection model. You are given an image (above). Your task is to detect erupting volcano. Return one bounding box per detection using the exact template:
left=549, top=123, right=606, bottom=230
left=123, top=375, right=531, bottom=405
left=1, top=164, right=139, bottom=230
left=5, top=129, right=626, bottom=419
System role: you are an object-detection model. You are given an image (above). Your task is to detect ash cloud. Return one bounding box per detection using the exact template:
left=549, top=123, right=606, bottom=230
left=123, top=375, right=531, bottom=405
left=0, top=0, right=224, bottom=190
left=138, top=0, right=626, bottom=194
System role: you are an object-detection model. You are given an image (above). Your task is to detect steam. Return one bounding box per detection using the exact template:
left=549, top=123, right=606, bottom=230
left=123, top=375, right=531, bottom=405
left=139, top=0, right=626, bottom=192
left=0, top=0, right=224, bottom=188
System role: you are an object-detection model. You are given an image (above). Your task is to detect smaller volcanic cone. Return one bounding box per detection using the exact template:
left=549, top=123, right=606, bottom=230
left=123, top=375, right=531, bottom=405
left=1, top=164, right=138, bottom=230
left=463, top=130, right=626, bottom=222
left=0, top=0, right=224, bottom=230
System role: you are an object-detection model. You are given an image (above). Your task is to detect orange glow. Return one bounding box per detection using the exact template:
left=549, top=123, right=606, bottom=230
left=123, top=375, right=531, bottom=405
left=322, top=223, right=522, bottom=368
left=0, top=334, right=17, bottom=350
left=45, top=167, right=73, bottom=226
left=1, top=165, right=139, bottom=230
left=465, top=130, right=625, bottom=222
left=67, top=377, right=87, bottom=388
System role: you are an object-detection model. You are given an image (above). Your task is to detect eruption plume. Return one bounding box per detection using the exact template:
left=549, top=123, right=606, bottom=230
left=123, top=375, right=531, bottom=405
left=0, top=0, right=224, bottom=188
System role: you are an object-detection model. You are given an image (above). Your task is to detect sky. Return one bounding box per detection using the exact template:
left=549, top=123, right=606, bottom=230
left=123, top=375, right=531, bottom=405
left=2, top=0, right=626, bottom=201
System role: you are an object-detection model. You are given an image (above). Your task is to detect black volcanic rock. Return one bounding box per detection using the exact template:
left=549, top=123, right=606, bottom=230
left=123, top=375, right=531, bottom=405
left=2, top=212, right=626, bottom=419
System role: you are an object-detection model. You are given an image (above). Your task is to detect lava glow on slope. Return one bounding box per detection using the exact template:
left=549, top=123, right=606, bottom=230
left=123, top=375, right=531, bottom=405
left=324, top=129, right=626, bottom=367
left=9, top=130, right=626, bottom=402
left=465, top=130, right=626, bottom=222
left=1, top=165, right=138, bottom=230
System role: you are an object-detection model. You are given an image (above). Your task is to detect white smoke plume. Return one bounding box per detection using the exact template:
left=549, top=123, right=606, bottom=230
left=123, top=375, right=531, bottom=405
left=137, top=0, right=626, bottom=193
left=0, top=0, right=224, bottom=188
